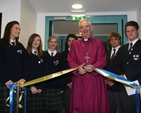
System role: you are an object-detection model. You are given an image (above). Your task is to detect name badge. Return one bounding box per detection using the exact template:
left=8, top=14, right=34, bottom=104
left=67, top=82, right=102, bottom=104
left=133, top=54, right=139, bottom=60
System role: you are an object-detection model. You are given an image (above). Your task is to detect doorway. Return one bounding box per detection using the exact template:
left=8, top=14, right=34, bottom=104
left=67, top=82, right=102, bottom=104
left=45, top=15, right=127, bottom=52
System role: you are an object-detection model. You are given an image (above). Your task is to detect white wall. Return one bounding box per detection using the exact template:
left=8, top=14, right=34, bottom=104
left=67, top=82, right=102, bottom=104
left=137, top=6, right=141, bottom=38
left=20, top=0, right=37, bottom=47
left=0, top=0, right=21, bottom=37
left=0, top=0, right=36, bottom=47
left=37, top=12, right=137, bottom=49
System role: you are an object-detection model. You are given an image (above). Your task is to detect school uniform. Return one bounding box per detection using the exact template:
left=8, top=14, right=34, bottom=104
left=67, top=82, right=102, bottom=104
left=105, top=46, right=122, bottom=113
left=44, top=50, right=65, bottom=112
left=26, top=50, right=47, bottom=113
left=116, top=39, right=141, bottom=113
left=0, top=38, right=29, bottom=113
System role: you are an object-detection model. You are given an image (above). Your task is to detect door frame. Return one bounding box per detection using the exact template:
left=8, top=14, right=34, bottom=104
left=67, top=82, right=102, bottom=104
left=45, top=15, right=127, bottom=50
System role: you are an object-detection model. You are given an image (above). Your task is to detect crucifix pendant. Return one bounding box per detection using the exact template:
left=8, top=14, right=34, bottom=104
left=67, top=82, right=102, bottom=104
left=85, top=53, right=90, bottom=63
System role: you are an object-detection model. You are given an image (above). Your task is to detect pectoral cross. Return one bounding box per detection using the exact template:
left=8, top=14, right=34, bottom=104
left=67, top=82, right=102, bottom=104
left=85, top=53, right=90, bottom=63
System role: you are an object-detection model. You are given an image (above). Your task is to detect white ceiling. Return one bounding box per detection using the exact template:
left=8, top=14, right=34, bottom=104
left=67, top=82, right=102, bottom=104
left=27, top=0, right=141, bottom=36
left=28, top=0, right=141, bottom=13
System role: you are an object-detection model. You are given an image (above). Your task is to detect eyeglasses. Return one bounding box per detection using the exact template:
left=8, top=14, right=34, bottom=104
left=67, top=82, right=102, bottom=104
left=80, top=25, right=90, bottom=29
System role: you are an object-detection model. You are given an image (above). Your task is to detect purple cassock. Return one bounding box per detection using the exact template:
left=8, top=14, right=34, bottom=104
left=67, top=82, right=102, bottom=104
left=67, top=37, right=110, bottom=113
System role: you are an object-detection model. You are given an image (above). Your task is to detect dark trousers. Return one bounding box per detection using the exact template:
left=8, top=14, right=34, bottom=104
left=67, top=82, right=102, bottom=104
left=64, top=88, right=71, bottom=113
left=119, top=90, right=141, bottom=113
left=108, top=90, right=122, bottom=113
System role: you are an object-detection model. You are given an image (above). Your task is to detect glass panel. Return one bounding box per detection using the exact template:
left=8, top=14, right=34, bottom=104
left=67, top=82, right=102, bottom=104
left=54, top=20, right=79, bottom=34
left=54, top=20, right=118, bottom=37
left=53, top=20, right=118, bottom=52
left=92, top=24, right=118, bottom=36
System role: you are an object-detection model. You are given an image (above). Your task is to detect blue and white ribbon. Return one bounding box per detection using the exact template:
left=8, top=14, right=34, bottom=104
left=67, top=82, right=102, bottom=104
left=92, top=67, right=141, bottom=113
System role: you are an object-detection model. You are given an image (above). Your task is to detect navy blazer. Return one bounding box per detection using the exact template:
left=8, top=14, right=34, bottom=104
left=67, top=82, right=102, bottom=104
left=116, top=39, right=141, bottom=86
left=105, top=49, right=120, bottom=92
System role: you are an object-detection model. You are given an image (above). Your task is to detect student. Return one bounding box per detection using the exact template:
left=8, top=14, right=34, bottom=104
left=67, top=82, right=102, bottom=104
left=67, top=19, right=109, bottom=113
left=116, top=21, right=141, bottom=113
left=61, top=33, right=78, bottom=113
left=44, top=35, right=65, bottom=113
left=105, top=32, right=122, bottom=113
left=0, top=21, right=28, bottom=113
left=26, top=33, right=47, bottom=113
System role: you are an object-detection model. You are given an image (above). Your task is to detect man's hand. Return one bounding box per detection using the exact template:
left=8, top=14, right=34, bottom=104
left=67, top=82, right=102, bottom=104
left=83, top=65, right=93, bottom=72
left=106, top=79, right=115, bottom=86
left=78, top=67, right=86, bottom=75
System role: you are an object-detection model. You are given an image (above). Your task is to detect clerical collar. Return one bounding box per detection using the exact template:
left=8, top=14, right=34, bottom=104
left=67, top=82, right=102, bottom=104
left=83, top=37, right=91, bottom=42
left=84, top=39, right=88, bottom=41
left=128, top=38, right=139, bottom=47
left=68, top=48, right=70, bottom=51
left=48, top=49, right=57, bottom=56
left=32, top=49, right=38, bottom=55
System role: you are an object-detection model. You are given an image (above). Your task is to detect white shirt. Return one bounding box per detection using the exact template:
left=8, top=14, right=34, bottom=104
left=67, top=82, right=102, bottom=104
left=110, top=45, right=121, bottom=58
left=9, top=39, right=16, bottom=45
left=32, top=49, right=38, bottom=55
left=48, top=49, right=57, bottom=56
left=128, top=38, right=139, bottom=49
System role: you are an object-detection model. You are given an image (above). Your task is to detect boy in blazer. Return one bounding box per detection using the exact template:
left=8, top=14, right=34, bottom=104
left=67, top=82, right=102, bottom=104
left=116, top=21, right=141, bottom=113
left=105, top=32, right=122, bottom=113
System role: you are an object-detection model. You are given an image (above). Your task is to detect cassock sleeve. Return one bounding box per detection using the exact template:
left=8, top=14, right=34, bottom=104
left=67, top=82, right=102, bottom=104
left=67, top=42, right=80, bottom=77
left=92, top=40, right=107, bottom=69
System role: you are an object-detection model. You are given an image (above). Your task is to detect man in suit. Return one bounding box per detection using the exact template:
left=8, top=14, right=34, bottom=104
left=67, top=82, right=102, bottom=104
left=105, top=32, right=122, bottom=113
left=116, top=21, right=141, bottom=113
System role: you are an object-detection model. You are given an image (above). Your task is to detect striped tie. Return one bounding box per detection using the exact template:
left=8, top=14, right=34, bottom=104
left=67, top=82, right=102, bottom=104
left=128, top=43, right=133, bottom=52
left=110, top=48, right=116, bottom=60
left=51, top=53, right=54, bottom=57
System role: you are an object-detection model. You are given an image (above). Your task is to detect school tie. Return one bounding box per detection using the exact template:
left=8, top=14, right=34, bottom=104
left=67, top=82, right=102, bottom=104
left=34, top=51, right=37, bottom=56
left=11, top=42, right=16, bottom=46
left=110, top=48, right=116, bottom=60
left=128, top=43, right=133, bottom=52
left=51, top=53, right=54, bottom=57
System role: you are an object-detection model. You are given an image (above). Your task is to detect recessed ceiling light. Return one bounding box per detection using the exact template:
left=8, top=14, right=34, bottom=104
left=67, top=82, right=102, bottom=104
left=72, top=4, right=83, bottom=9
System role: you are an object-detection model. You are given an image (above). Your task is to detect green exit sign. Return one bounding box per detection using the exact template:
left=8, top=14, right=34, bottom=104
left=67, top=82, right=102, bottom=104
left=71, top=16, right=85, bottom=20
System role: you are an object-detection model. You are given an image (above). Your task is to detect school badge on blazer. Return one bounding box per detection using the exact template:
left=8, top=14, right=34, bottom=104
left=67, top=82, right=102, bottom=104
left=17, top=50, right=22, bottom=54
left=54, top=60, right=59, bottom=65
left=38, top=59, right=43, bottom=64
left=133, top=54, right=139, bottom=60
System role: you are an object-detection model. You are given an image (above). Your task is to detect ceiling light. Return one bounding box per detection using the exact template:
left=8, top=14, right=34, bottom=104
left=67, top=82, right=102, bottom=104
left=72, top=4, right=83, bottom=9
